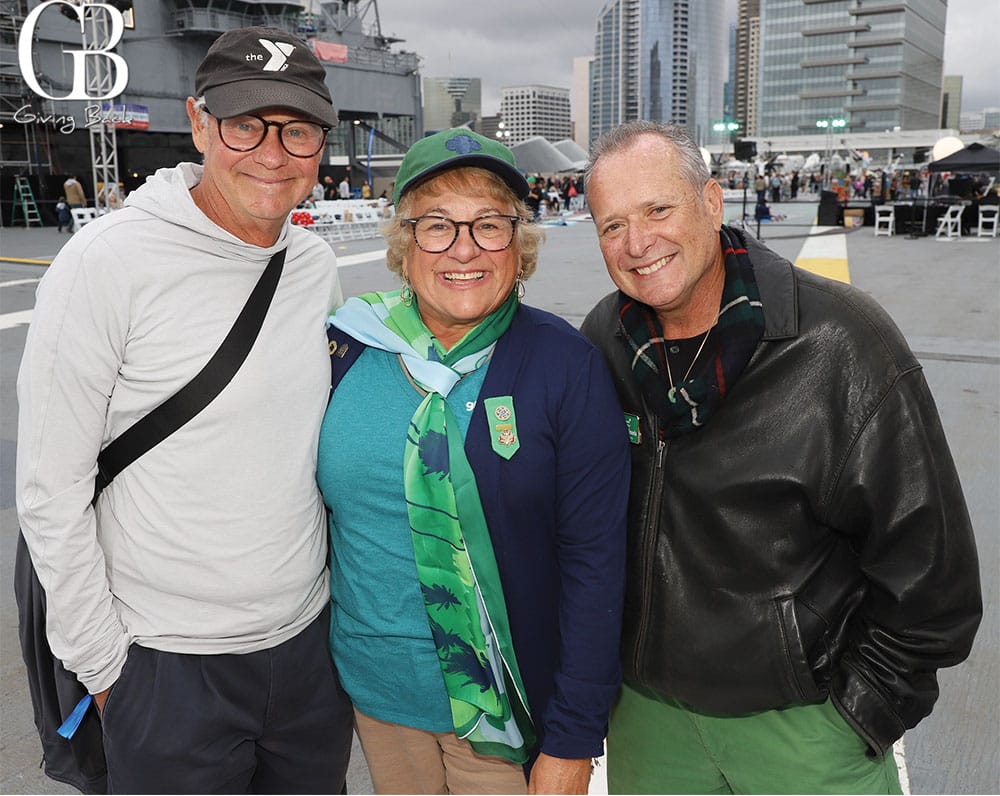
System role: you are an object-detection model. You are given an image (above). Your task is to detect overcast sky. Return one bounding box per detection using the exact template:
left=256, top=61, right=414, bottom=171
left=375, top=0, right=999, bottom=120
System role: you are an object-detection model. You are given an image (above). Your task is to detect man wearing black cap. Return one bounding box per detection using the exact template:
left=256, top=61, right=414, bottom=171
left=17, top=26, right=352, bottom=793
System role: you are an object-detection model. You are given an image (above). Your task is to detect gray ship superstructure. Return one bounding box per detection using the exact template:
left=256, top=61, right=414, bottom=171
left=2, top=0, right=422, bottom=217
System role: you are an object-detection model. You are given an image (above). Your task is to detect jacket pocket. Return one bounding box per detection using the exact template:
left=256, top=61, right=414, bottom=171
left=775, top=595, right=827, bottom=703
left=775, top=541, right=868, bottom=705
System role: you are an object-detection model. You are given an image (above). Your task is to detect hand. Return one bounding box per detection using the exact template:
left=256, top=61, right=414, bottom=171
left=92, top=687, right=111, bottom=717
left=527, top=753, right=592, bottom=795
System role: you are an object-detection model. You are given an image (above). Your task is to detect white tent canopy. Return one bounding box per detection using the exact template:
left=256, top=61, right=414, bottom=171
left=553, top=139, right=588, bottom=170
left=511, top=137, right=577, bottom=175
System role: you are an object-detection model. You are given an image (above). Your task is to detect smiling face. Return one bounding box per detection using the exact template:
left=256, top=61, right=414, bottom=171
left=402, top=173, right=522, bottom=349
left=587, top=133, right=727, bottom=336
left=187, top=99, right=322, bottom=247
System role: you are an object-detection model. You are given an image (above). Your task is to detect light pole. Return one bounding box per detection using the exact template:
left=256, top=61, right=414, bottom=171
left=495, top=122, right=512, bottom=147
left=712, top=120, right=745, bottom=226
left=713, top=121, right=740, bottom=155
left=815, top=118, right=846, bottom=187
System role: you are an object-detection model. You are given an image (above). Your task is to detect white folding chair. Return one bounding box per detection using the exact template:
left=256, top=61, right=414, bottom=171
left=874, top=205, right=895, bottom=237
left=977, top=205, right=998, bottom=238
left=70, top=207, right=97, bottom=230
left=934, top=205, right=963, bottom=239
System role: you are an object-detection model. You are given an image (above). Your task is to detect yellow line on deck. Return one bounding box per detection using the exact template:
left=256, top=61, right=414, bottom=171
left=0, top=257, right=51, bottom=265
left=794, top=257, right=851, bottom=284
left=793, top=226, right=851, bottom=284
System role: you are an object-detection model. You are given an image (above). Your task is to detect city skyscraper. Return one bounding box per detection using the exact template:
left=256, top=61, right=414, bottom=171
left=733, top=0, right=761, bottom=136
left=591, top=0, right=636, bottom=139
left=572, top=55, right=595, bottom=151
left=589, top=0, right=727, bottom=146
left=724, top=22, right=736, bottom=122
left=940, top=75, right=963, bottom=130
left=756, top=0, right=948, bottom=137
left=499, top=85, right=572, bottom=145
left=422, top=77, right=482, bottom=134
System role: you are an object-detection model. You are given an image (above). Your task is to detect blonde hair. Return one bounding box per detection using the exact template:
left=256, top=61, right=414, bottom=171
left=383, top=167, right=544, bottom=281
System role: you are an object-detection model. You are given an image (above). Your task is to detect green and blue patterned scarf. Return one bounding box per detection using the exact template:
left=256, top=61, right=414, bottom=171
left=330, top=289, right=535, bottom=763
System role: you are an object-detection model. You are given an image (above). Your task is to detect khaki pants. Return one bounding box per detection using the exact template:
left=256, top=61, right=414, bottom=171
left=354, top=709, right=528, bottom=795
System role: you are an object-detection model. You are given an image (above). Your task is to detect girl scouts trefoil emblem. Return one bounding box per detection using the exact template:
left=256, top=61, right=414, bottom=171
left=484, top=397, right=520, bottom=459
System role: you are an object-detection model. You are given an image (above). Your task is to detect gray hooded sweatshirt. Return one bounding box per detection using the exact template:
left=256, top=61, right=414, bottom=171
left=17, top=163, right=343, bottom=693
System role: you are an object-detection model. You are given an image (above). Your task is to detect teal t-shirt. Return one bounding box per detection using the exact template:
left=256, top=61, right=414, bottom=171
left=316, top=346, right=489, bottom=731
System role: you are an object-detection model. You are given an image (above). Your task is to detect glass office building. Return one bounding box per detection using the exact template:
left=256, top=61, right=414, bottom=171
left=591, top=0, right=637, bottom=140
left=423, top=77, right=482, bottom=134
left=590, top=0, right=726, bottom=146
left=757, top=0, right=947, bottom=137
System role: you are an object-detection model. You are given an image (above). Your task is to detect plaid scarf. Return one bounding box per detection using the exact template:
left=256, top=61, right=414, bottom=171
left=618, top=226, right=765, bottom=438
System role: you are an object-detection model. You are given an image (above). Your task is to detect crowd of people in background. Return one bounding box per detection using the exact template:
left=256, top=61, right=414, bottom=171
left=522, top=173, right=586, bottom=219
left=45, top=160, right=993, bottom=240
left=295, top=171, right=593, bottom=222
left=722, top=166, right=938, bottom=205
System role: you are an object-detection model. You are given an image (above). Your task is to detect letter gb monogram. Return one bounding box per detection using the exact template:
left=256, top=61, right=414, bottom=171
left=18, top=1, right=129, bottom=101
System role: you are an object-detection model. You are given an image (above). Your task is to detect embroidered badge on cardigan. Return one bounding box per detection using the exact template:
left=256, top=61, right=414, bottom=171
left=484, top=396, right=520, bottom=459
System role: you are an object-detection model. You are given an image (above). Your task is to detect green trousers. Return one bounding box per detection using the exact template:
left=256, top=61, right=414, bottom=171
left=607, top=683, right=903, bottom=795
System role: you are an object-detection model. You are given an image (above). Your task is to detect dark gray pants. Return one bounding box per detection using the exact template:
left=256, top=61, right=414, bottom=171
left=102, top=606, right=352, bottom=794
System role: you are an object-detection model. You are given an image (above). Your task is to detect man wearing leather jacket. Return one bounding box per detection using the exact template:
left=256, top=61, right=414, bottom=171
left=580, top=121, right=982, bottom=794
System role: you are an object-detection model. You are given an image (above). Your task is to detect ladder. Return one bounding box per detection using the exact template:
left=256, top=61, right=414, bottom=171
left=12, top=176, right=43, bottom=227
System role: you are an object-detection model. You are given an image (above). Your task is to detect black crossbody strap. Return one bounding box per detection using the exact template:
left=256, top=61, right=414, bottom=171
left=93, top=248, right=286, bottom=499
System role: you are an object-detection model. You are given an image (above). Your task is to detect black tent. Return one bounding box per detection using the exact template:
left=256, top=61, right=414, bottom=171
left=927, top=142, right=1000, bottom=174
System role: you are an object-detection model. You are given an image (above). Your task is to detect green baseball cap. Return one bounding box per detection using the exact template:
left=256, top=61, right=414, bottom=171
left=393, top=128, right=529, bottom=205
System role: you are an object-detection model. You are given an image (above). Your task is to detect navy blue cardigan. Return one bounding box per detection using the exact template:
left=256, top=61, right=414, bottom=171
left=327, top=304, right=629, bottom=764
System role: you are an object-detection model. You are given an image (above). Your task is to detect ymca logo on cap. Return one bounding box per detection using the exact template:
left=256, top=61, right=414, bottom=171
left=257, top=40, right=293, bottom=72
left=194, top=26, right=338, bottom=126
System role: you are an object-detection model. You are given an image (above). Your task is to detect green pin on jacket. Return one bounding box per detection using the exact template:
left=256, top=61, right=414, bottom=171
left=484, top=396, right=520, bottom=459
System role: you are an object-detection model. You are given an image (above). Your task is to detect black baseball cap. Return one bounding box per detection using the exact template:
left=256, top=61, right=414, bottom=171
left=195, top=26, right=338, bottom=126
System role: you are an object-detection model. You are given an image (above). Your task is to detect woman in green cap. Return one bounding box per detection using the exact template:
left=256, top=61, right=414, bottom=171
left=316, top=128, right=629, bottom=794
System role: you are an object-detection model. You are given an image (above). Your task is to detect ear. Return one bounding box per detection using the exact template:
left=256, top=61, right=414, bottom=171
left=187, top=97, right=208, bottom=155
left=702, top=178, right=725, bottom=228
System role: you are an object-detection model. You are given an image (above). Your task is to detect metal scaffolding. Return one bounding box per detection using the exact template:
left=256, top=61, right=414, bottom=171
left=0, top=0, right=55, bottom=178
left=79, top=2, right=122, bottom=212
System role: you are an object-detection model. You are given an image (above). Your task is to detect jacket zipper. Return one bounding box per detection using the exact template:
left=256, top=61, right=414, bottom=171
left=633, top=426, right=667, bottom=679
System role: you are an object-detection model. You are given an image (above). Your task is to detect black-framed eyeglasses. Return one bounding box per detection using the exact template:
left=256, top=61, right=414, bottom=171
left=211, top=113, right=330, bottom=158
left=405, top=214, right=521, bottom=253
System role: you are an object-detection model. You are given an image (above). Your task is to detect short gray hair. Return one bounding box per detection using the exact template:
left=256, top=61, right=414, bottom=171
left=584, top=121, right=710, bottom=192
left=192, top=95, right=210, bottom=127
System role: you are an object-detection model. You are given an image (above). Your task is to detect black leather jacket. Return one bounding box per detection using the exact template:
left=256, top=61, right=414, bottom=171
left=581, top=232, right=982, bottom=757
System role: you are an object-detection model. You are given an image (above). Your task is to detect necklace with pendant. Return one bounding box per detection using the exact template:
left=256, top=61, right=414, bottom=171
left=665, top=327, right=712, bottom=403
